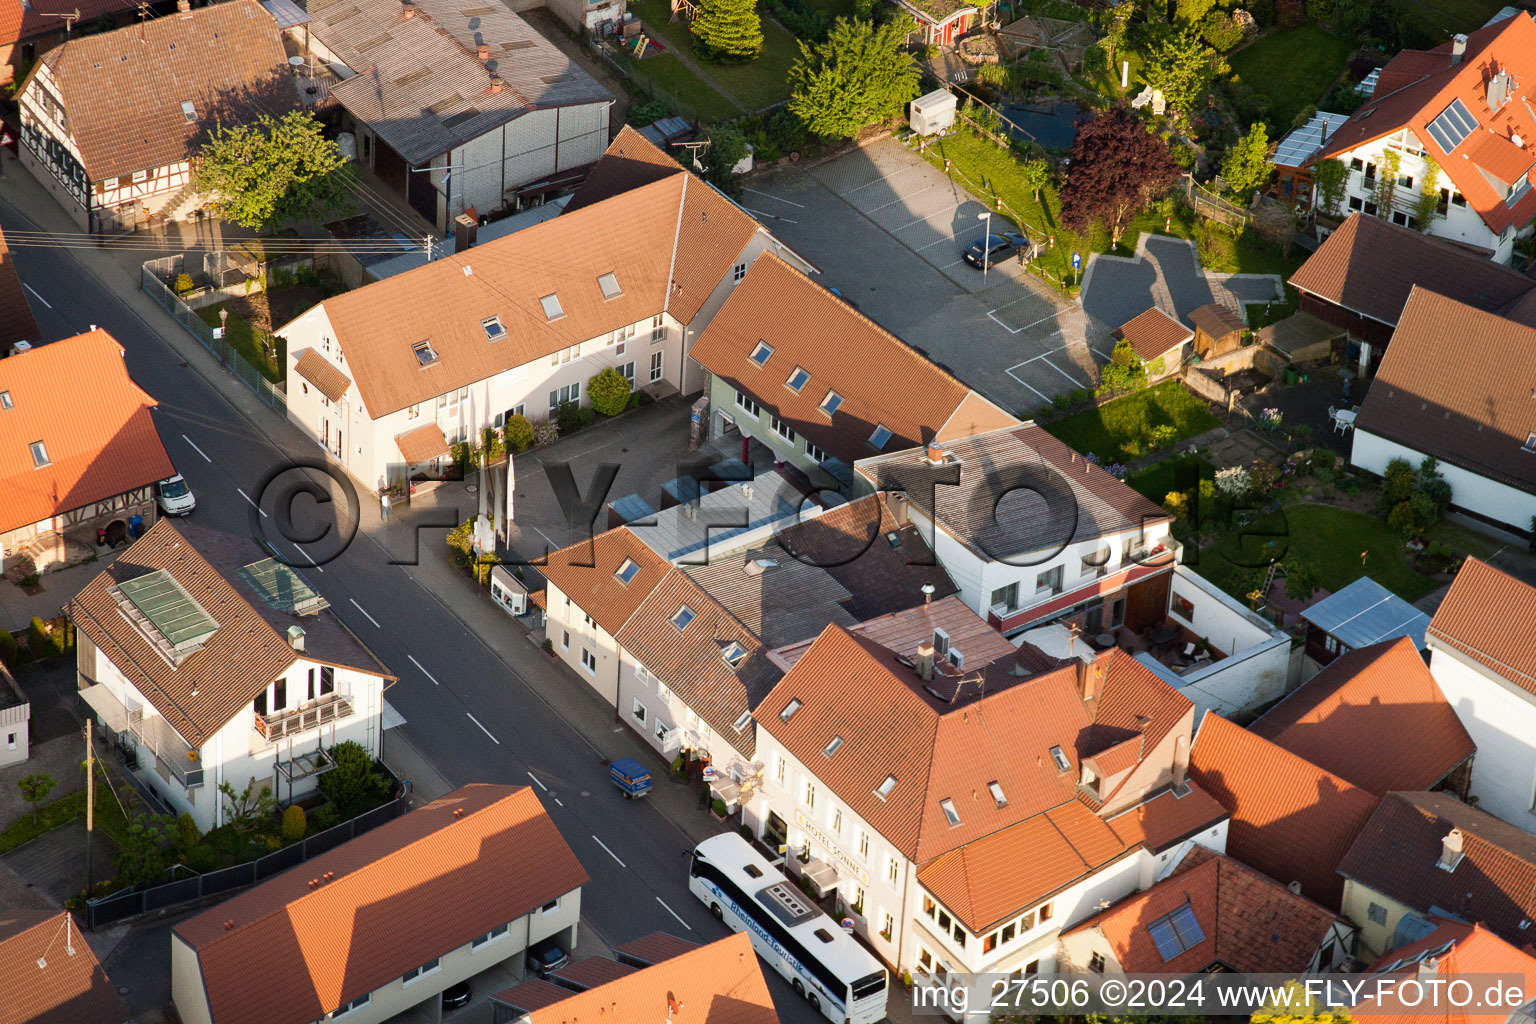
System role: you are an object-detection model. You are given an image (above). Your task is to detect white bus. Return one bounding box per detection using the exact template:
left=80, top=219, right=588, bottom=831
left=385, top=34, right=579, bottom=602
left=689, top=834, right=888, bottom=1024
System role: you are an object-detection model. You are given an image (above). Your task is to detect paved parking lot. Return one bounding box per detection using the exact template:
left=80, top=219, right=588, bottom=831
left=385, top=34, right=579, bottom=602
left=747, top=139, right=1103, bottom=414
left=1081, top=234, right=1285, bottom=331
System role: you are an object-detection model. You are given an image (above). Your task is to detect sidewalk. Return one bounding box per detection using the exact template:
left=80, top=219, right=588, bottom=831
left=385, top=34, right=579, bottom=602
left=0, top=558, right=113, bottom=632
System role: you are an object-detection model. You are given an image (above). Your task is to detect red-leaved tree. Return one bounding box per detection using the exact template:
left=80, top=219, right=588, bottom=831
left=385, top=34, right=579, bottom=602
left=1059, top=108, right=1181, bottom=248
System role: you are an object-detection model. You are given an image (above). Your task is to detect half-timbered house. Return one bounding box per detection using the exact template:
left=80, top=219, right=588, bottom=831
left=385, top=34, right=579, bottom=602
left=16, top=0, right=294, bottom=232
left=0, top=330, right=177, bottom=574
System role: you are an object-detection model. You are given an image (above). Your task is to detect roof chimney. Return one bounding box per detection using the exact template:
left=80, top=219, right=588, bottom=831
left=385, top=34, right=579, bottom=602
left=287, top=624, right=305, bottom=651
left=1451, top=34, right=1467, bottom=63
left=925, top=442, right=944, bottom=465
left=454, top=211, right=478, bottom=253
left=921, top=583, right=935, bottom=605
left=1076, top=657, right=1104, bottom=702
left=477, top=42, right=491, bottom=61
left=1418, top=956, right=1440, bottom=982
left=1437, top=828, right=1465, bottom=872
left=1172, top=734, right=1190, bottom=787
left=489, top=73, right=504, bottom=94
left=401, top=0, right=417, bottom=18
left=1287, top=881, right=1303, bottom=895
left=915, top=641, right=935, bottom=681
left=176, top=0, right=190, bottom=10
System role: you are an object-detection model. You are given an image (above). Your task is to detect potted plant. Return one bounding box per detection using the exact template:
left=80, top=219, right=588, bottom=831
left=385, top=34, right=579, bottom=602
left=541, top=637, right=555, bottom=657
left=710, top=798, right=729, bottom=821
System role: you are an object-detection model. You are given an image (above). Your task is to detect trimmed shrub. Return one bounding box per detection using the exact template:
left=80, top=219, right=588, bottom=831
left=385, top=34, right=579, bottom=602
left=26, top=618, right=54, bottom=660
left=1387, top=501, right=1416, bottom=537
left=711, top=797, right=729, bottom=817
left=281, top=804, right=307, bottom=842
left=587, top=368, right=632, bottom=417
left=0, top=630, right=15, bottom=668
left=504, top=413, right=535, bottom=453
left=1201, top=11, right=1245, bottom=51
left=556, top=401, right=594, bottom=434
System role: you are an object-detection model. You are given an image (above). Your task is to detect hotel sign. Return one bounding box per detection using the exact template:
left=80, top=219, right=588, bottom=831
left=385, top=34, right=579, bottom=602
left=794, top=809, right=870, bottom=886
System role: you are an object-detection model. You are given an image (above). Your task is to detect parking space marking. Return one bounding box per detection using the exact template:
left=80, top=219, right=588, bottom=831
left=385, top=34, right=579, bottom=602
left=866, top=183, right=944, bottom=215
left=986, top=309, right=1059, bottom=335
left=889, top=201, right=965, bottom=231
left=936, top=259, right=965, bottom=269
left=839, top=162, right=927, bottom=196
left=1042, top=356, right=1089, bottom=386
left=744, top=187, right=803, bottom=208
left=915, top=234, right=959, bottom=252
left=1004, top=364, right=1054, bottom=402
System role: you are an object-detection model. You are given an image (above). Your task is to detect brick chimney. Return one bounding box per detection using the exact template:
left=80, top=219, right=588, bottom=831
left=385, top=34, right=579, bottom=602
left=1437, top=828, right=1465, bottom=872
left=1451, top=34, right=1467, bottom=64
left=1172, top=734, right=1190, bottom=786
left=477, top=42, right=491, bottom=61
left=915, top=642, right=936, bottom=681
left=925, top=442, right=944, bottom=465
left=1076, top=656, right=1105, bottom=702
left=489, top=73, right=504, bottom=94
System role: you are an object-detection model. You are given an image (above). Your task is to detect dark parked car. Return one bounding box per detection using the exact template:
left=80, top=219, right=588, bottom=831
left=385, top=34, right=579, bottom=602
left=963, top=232, right=1031, bottom=268
left=528, top=937, right=570, bottom=977
left=441, top=981, right=471, bottom=1010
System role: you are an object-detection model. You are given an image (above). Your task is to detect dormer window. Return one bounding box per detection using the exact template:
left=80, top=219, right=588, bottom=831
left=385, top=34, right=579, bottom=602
left=614, top=558, right=640, bottom=584
left=868, top=424, right=893, bottom=450
left=875, top=775, right=897, bottom=800
left=819, top=390, right=843, bottom=415
left=987, top=781, right=1007, bottom=808
left=481, top=316, right=506, bottom=341
left=785, top=366, right=810, bottom=393
left=1049, top=745, right=1070, bottom=773
left=29, top=440, right=49, bottom=468
left=823, top=735, right=843, bottom=757
left=749, top=341, right=773, bottom=367
left=780, top=698, right=802, bottom=721
left=732, top=709, right=752, bottom=732
left=1524, top=432, right=1536, bottom=453
left=670, top=605, right=695, bottom=631
left=721, top=641, right=748, bottom=667
left=597, top=272, right=622, bottom=299
left=412, top=340, right=438, bottom=367
left=539, top=294, right=565, bottom=321
left=939, top=798, right=960, bottom=826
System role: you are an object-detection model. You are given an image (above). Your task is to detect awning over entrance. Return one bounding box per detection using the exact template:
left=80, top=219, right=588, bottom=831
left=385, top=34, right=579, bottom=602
left=802, top=858, right=839, bottom=895
left=80, top=684, right=130, bottom=734
left=395, top=423, right=452, bottom=466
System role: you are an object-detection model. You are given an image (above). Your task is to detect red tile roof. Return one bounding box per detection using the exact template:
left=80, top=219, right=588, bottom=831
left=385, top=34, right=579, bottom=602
left=393, top=423, right=451, bottom=466
left=1, top=0, right=140, bottom=49
left=690, top=253, right=1019, bottom=466
left=613, top=931, right=701, bottom=967
left=1113, top=307, right=1193, bottom=362
left=549, top=956, right=637, bottom=990
left=1428, top=556, right=1536, bottom=697
left=0, top=329, right=175, bottom=535
left=0, top=227, right=39, bottom=350
left=562, top=126, right=684, bottom=212
left=1312, top=12, right=1536, bottom=236
left=292, top=349, right=351, bottom=404
left=1353, top=288, right=1536, bottom=495
left=27, top=0, right=295, bottom=180
left=1366, top=921, right=1536, bottom=1024
left=1339, top=791, right=1536, bottom=951
left=1287, top=213, right=1535, bottom=326
left=538, top=526, right=672, bottom=637
left=0, top=911, right=129, bottom=1024
left=511, top=933, right=779, bottom=1024
left=1251, top=636, right=1474, bottom=795
left=1062, top=847, right=1345, bottom=975
left=175, top=785, right=588, bottom=1024
left=759, top=626, right=1190, bottom=863
left=1188, top=713, right=1379, bottom=909
left=1105, top=783, right=1230, bottom=852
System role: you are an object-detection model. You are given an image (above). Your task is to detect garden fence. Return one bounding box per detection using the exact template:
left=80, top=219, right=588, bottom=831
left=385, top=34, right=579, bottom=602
left=85, top=795, right=406, bottom=929
left=141, top=255, right=286, bottom=414
left=1185, top=175, right=1253, bottom=228
left=592, top=41, right=710, bottom=125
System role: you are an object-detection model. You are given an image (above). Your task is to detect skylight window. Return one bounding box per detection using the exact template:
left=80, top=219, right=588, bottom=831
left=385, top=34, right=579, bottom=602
left=749, top=341, right=773, bottom=367
left=732, top=710, right=752, bottom=732
left=819, top=390, right=843, bottom=415
left=874, top=775, right=897, bottom=800
left=785, top=366, right=811, bottom=393
left=29, top=440, right=49, bottom=468
left=539, top=293, right=565, bottom=321
left=1525, top=432, right=1536, bottom=453
left=412, top=340, right=438, bottom=366
left=780, top=698, right=802, bottom=721
left=939, top=798, right=960, bottom=826
left=868, top=424, right=893, bottom=450
left=1147, top=904, right=1206, bottom=962
left=987, top=781, right=1007, bottom=808
left=1426, top=98, right=1477, bottom=153
left=823, top=735, right=843, bottom=757
left=721, top=641, right=748, bottom=667
left=670, top=605, right=696, bottom=631
left=597, top=272, right=622, bottom=299
left=1049, top=745, right=1071, bottom=773
left=614, top=558, right=640, bottom=585
left=0, top=391, right=11, bottom=410
left=181, top=100, right=196, bottom=122
left=481, top=316, right=506, bottom=341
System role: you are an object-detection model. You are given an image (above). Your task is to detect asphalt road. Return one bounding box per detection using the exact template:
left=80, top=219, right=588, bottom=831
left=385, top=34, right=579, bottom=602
left=0, top=194, right=828, bottom=1024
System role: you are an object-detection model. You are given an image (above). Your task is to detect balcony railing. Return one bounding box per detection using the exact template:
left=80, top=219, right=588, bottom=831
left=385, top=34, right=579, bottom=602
left=254, top=692, right=354, bottom=743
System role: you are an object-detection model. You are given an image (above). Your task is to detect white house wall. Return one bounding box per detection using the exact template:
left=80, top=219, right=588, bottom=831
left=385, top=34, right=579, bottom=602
left=1428, top=643, right=1536, bottom=832
left=1351, top=429, right=1536, bottom=534
left=543, top=581, right=624, bottom=706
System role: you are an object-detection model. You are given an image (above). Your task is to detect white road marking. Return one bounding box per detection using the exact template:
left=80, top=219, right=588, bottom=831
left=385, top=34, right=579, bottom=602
left=593, top=835, right=627, bottom=868
left=743, top=187, right=804, bottom=208
left=554, top=797, right=564, bottom=806
left=408, top=655, right=440, bottom=685
left=991, top=310, right=1059, bottom=335
left=1004, top=364, right=1054, bottom=402
left=533, top=525, right=562, bottom=551
left=526, top=771, right=548, bottom=791
left=237, top=488, right=269, bottom=517
left=291, top=544, right=324, bottom=573
left=349, top=598, right=381, bottom=628
left=740, top=207, right=798, bottom=224
left=867, top=183, right=942, bottom=215
left=1042, top=356, right=1088, bottom=385
left=935, top=258, right=965, bottom=269
left=181, top=435, right=212, bottom=463
left=466, top=712, right=500, bottom=744
left=22, top=283, right=51, bottom=309
left=915, top=234, right=959, bottom=252
left=841, top=163, right=926, bottom=196
left=656, top=896, right=693, bottom=930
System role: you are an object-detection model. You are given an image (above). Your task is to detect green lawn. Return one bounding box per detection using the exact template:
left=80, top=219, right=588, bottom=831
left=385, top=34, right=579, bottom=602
left=805, top=0, right=857, bottom=19
left=1197, top=503, right=1438, bottom=603
left=1125, top=453, right=1216, bottom=505
left=629, top=0, right=800, bottom=112
left=1044, top=381, right=1221, bottom=465
left=198, top=303, right=281, bottom=384
left=1085, top=48, right=1146, bottom=101
left=616, top=50, right=741, bottom=122
left=1228, top=24, right=1352, bottom=128
left=1403, top=0, right=1509, bottom=35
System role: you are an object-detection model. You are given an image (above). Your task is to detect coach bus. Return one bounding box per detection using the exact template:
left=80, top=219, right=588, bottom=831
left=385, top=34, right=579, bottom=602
left=688, top=833, right=888, bottom=1023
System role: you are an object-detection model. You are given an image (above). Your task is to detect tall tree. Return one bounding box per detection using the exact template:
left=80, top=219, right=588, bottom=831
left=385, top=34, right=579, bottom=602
left=1221, top=122, right=1273, bottom=197
left=690, top=0, right=763, bottom=63
left=788, top=18, right=919, bottom=140
left=195, top=111, right=352, bottom=230
left=1141, top=30, right=1226, bottom=117
left=1060, top=108, right=1180, bottom=247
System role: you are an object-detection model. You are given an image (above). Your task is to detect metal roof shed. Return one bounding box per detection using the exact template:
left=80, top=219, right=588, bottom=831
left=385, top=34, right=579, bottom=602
left=1300, top=576, right=1431, bottom=652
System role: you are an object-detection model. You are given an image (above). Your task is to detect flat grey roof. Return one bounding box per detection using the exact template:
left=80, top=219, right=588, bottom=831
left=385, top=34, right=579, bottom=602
left=1300, top=576, right=1431, bottom=651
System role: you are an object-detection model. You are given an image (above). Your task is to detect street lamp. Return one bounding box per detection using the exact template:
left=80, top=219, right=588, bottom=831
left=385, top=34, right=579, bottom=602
left=977, top=211, right=992, bottom=279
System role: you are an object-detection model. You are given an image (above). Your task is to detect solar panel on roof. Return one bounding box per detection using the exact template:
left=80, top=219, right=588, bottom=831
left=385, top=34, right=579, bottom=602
left=1427, top=98, right=1478, bottom=152
left=113, top=570, right=219, bottom=662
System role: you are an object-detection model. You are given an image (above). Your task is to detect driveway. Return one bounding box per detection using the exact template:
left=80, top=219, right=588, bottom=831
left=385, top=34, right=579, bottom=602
left=746, top=139, right=1105, bottom=413
left=1081, top=233, right=1285, bottom=334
